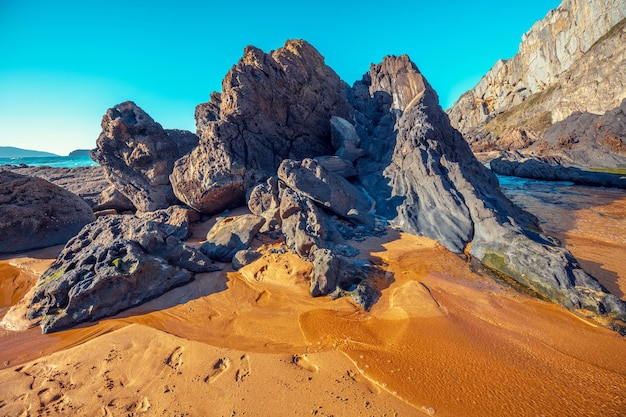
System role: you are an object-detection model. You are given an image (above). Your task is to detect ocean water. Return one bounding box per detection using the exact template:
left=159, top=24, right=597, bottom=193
left=0, top=155, right=98, bottom=168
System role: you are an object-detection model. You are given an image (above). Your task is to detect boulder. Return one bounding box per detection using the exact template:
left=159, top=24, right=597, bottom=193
left=232, top=249, right=263, bottom=270
left=92, top=101, right=199, bottom=212
left=200, top=214, right=265, bottom=262
left=170, top=40, right=352, bottom=214
left=137, top=205, right=200, bottom=240
left=0, top=171, right=95, bottom=253
left=277, top=158, right=374, bottom=227
left=310, top=248, right=369, bottom=297
left=26, top=214, right=219, bottom=333
left=315, top=156, right=357, bottom=178
left=279, top=187, right=327, bottom=258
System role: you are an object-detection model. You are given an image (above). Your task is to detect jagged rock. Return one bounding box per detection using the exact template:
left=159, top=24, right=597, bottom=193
left=350, top=54, right=626, bottom=330
left=277, top=158, right=374, bottom=227
left=232, top=249, right=263, bottom=270
left=491, top=154, right=626, bottom=188
left=137, top=205, right=200, bottom=240
left=170, top=40, right=352, bottom=214
left=26, top=215, right=219, bottom=333
left=310, top=248, right=368, bottom=297
left=5, top=166, right=135, bottom=212
left=200, top=214, right=265, bottom=262
left=0, top=171, right=95, bottom=253
left=92, top=101, right=199, bottom=212
left=279, top=187, right=327, bottom=258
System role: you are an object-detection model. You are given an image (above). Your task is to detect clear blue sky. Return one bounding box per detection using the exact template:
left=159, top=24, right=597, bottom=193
left=0, top=0, right=560, bottom=156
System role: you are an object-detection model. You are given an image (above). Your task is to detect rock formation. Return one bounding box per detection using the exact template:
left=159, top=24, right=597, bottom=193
left=448, top=0, right=626, bottom=166
left=26, top=214, right=219, bottom=333
left=25, top=39, right=626, bottom=334
left=348, top=54, right=625, bottom=331
left=92, top=101, right=199, bottom=212
left=0, top=171, right=95, bottom=253
left=170, top=40, right=352, bottom=213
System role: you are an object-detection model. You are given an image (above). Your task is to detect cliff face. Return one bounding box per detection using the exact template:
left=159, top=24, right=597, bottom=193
left=448, top=0, right=626, bottom=139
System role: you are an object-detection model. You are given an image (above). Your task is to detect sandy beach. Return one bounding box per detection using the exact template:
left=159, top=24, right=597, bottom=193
left=1, top=187, right=625, bottom=417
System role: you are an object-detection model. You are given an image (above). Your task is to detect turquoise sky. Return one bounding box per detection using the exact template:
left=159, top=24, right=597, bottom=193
left=0, top=0, right=560, bottom=155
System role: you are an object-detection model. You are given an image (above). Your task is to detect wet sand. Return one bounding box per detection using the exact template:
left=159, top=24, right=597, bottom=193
left=1, top=188, right=625, bottom=416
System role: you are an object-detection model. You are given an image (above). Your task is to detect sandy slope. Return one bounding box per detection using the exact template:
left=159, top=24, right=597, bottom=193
left=1, top=195, right=625, bottom=416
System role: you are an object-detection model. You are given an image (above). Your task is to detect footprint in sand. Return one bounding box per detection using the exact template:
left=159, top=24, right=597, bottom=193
left=235, top=354, right=251, bottom=384
left=204, top=357, right=231, bottom=383
left=165, top=346, right=184, bottom=370
left=292, top=354, right=319, bottom=373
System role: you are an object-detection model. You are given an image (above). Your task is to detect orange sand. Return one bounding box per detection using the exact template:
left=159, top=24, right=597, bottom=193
left=1, top=197, right=626, bottom=416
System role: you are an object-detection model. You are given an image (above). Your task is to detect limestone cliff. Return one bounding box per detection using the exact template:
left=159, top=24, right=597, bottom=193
left=448, top=0, right=626, bottom=162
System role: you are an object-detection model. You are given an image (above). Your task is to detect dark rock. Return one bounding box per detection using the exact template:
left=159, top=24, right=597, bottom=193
left=200, top=214, right=265, bottom=262
left=170, top=40, right=352, bottom=214
left=350, top=54, right=626, bottom=329
left=138, top=205, right=200, bottom=240
left=92, top=101, right=199, bottom=212
left=26, top=215, right=218, bottom=333
left=0, top=171, right=95, bottom=253
left=310, top=248, right=369, bottom=297
left=247, top=176, right=285, bottom=232
left=232, top=249, right=263, bottom=270
left=490, top=154, right=626, bottom=189
left=279, top=187, right=327, bottom=258
left=277, top=158, right=374, bottom=227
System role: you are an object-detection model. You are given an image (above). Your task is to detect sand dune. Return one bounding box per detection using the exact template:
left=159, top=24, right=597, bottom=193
left=1, top=196, right=626, bottom=416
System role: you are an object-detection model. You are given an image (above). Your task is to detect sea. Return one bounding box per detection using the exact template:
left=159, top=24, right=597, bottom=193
left=0, top=155, right=98, bottom=168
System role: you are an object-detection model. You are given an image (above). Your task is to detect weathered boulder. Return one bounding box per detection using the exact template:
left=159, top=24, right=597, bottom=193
left=490, top=154, right=626, bottom=189
left=92, top=101, right=199, bottom=212
left=277, top=158, right=374, bottom=227
left=0, top=171, right=95, bottom=253
left=279, top=187, right=328, bottom=258
left=170, top=39, right=352, bottom=214
left=315, top=156, right=357, bottom=178
left=137, top=205, right=200, bottom=240
left=200, top=214, right=265, bottom=262
left=5, top=166, right=135, bottom=212
left=232, top=249, right=263, bottom=270
left=26, top=215, right=219, bottom=333
left=310, top=248, right=369, bottom=297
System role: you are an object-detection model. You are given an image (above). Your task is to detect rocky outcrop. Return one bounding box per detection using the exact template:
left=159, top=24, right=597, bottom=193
left=27, top=214, right=219, bottom=333
left=6, top=166, right=135, bottom=212
left=490, top=154, right=626, bottom=188
left=449, top=0, right=626, bottom=133
left=170, top=40, right=352, bottom=214
left=0, top=171, right=95, bottom=253
left=92, top=101, right=199, bottom=212
left=200, top=214, right=265, bottom=262
left=80, top=40, right=626, bottom=332
left=349, top=54, right=626, bottom=332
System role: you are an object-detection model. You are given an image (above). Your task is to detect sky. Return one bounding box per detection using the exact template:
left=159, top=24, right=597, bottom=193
left=0, top=0, right=561, bottom=156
